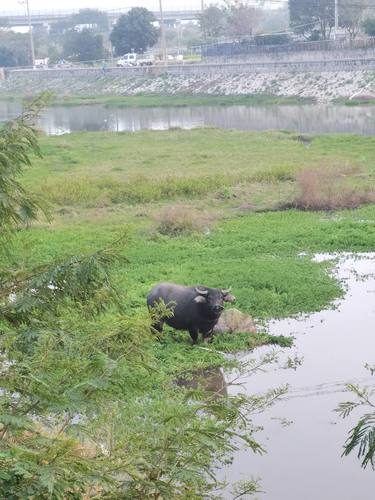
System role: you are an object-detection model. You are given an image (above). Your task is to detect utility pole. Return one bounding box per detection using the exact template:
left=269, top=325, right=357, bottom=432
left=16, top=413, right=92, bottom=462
left=334, top=0, right=339, bottom=40
left=19, top=0, right=35, bottom=67
left=201, top=0, right=206, bottom=41
left=159, top=0, right=167, bottom=65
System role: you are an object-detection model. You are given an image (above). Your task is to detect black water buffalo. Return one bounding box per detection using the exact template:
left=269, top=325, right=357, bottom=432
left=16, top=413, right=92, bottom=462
left=147, top=283, right=236, bottom=344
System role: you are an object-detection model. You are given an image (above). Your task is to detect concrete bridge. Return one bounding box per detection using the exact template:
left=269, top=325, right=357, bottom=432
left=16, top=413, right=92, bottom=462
left=0, top=8, right=201, bottom=28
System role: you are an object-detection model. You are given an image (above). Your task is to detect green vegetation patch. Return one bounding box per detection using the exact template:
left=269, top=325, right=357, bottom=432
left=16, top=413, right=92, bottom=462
left=25, top=130, right=375, bottom=209
left=2, top=93, right=314, bottom=108
left=334, top=97, right=375, bottom=106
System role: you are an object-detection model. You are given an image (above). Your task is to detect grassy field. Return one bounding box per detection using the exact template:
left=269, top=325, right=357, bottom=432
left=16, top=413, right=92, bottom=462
left=25, top=129, right=375, bottom=208
left=17, top=129, right=375, bottom=336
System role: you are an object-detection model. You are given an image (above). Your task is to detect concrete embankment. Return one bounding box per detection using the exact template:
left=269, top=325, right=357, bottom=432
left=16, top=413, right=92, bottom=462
left=1, top=65, right=375, bottom=102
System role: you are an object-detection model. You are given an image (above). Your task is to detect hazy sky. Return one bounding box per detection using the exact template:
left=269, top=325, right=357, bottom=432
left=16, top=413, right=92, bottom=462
left=1, top=0, right=206, bottom=13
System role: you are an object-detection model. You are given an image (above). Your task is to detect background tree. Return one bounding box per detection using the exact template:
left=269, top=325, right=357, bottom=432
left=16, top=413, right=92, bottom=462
left=70, top=8, right=109, bottom=32
left=49, top=8, right=109, bottom=61
left=0, top=31, right=31, bottom=67
left=363, top=17, right=375, bottom=35
left=200, top=5, right=227, bottom=39
left=62, top=29, right=105, bottom=62
left=339, top=0, right=372, bottom=38
left=257, top=6, right=290, bottom=34
left=110, top=7, right=159, bottom=55
left=289, top=0, right=335, bottom=40
left=225, top=0, right=260, bottom=38
left=0, top=47, right=16, bottom=67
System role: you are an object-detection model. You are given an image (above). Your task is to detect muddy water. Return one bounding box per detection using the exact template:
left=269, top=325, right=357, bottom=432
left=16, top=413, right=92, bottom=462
left=223, top=253, right=375, bottom=499
left=1, top=101, right=375, bottom=135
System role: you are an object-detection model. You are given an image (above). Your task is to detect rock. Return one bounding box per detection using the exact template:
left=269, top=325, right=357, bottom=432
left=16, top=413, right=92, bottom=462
left=214, top=308, right=257, bottom=334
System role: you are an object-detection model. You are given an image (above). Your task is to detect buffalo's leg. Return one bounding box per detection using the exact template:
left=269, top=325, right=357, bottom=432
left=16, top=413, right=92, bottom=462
left=152, top=320, right=164, bottom=335
left=189, top=328, right=199, bottom=345
left=203, top=331, right=214, bottom=344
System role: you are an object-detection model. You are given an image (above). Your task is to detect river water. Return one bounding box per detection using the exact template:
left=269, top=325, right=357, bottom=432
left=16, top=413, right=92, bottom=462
left=1, top=101, right=375, bottom=135
left=222, top=253, right=375, bottom=499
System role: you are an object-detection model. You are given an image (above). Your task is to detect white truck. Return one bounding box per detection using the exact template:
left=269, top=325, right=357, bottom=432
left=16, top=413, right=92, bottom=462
left=116, top=53, right=154, bottom=67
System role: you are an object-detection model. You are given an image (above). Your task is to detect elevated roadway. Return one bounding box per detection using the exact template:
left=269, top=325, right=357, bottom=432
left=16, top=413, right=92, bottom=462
left=0, top=8, right=201, bottom=27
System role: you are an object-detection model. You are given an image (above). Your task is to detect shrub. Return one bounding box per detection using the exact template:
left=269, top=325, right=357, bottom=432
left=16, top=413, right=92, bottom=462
left=292, top=165, right=374, bottom=211
left=254, top=34, right=290, bottom=45
left=154, top=205, right=212, bottom=237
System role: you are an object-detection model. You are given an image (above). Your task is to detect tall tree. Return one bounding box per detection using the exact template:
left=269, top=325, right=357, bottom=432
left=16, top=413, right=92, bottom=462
left=0, top=31, right=31, bottom=67
left=225, top=0, right=260, bottom=38
left=289, top=0, right=335, bottom=40
left=70, top=9, right=109, bottom=32
left=62, top=29, right=105, bottom=62
left=200, top=5, right=227, bottom=39
left=110, top=7, right=159, bottom=56
left=339, top=0, right=373, bottom=38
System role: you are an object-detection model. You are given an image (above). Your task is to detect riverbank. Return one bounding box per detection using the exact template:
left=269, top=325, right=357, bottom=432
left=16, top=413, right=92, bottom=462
left=1, top=69, right=375, bottom=102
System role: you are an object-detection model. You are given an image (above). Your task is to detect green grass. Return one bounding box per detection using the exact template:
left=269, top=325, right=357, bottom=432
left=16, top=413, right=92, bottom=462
left=1, top=94, right=314, bottom=108
left=26, top=130, right=375, bottom=209
left=333, top=97, right=375, bottom=106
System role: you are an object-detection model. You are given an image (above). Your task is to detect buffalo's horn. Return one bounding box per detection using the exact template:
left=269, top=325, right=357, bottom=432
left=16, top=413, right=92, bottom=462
left=195, top=287, right=208, bottom=295
left=222, top=287, right=232, bottom=295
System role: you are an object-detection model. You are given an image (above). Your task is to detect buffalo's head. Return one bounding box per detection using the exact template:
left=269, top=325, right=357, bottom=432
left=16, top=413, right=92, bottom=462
left=194, top=286, right=236, bottom=317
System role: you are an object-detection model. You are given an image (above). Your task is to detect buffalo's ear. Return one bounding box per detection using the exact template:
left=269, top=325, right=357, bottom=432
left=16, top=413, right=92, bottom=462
left=223, top=294, right=236, bottom=303
left=194, top=295, right=207, bottom=304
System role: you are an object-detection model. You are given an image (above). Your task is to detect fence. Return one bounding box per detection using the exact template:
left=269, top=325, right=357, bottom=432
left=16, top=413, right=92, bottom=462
left=202, top=37, right=375, bottom=59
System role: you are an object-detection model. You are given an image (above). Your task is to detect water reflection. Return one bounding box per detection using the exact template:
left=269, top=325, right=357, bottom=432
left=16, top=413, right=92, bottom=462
left=1, top=101, right=374, bottom=135
left=222, top=253, right=375, bottom=500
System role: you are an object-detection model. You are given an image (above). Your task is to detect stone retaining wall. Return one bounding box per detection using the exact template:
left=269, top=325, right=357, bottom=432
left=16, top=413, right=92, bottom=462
left=5, top=57, right=375, bottom=81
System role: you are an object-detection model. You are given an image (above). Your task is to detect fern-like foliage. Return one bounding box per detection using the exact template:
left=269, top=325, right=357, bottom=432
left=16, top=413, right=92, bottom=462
left=0, top=93, right=50, bottom=239
left=336, top=374, right=375, bottom=469
left=0, top=239, right=125, bottom=326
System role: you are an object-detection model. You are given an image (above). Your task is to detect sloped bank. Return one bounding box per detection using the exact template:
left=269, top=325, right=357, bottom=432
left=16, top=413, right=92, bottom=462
left=1, top=68, right=374, bottom=103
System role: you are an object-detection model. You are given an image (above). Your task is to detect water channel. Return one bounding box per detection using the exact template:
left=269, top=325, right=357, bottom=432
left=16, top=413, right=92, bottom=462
left=222, top=253, right=375, bottom=499
left=1, top=101, right=375, bottom=135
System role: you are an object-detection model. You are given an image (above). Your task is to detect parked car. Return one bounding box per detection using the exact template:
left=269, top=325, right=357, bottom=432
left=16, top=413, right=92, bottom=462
left=34, top=58, right=49, bottom=69
left=116, top=53, right=154, bottom=67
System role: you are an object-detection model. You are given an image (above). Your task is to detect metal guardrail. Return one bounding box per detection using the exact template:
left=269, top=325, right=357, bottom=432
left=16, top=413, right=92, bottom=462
left=5, top=57, right=375, bottom=78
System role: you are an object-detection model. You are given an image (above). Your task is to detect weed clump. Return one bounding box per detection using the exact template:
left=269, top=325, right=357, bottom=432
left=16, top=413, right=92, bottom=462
left=291, top=165, right=374, bottom=211
left=154, top=205, right=212, bottom=237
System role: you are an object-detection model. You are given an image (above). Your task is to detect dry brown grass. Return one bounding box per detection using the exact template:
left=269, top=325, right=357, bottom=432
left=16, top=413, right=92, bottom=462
left=291, top=165, right=375, bottom=211
left=154, top=205, right=214, bottom=237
